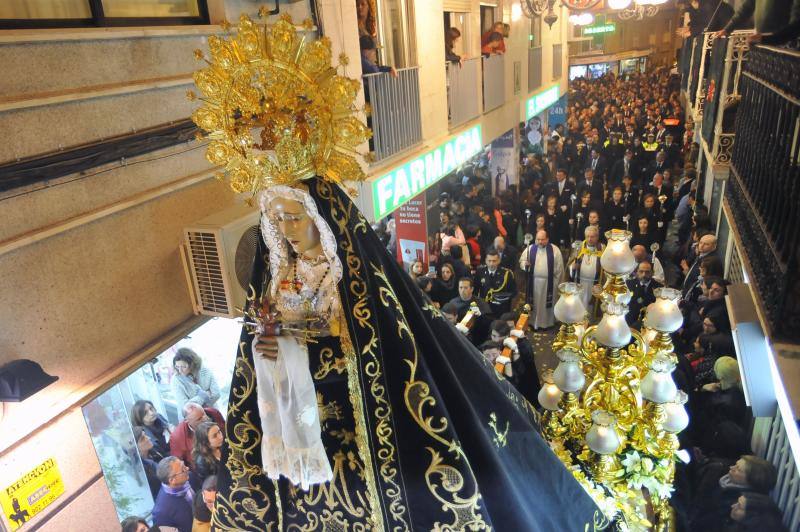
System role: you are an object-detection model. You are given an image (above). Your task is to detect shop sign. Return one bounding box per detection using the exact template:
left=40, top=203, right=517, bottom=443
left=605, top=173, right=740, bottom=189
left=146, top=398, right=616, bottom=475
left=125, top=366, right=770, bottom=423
left=395, top=193, right=428, bottom=268
left=1, top=458, right=64, bottom=530
left=583, top=23, right=616, bottom=36
left=525, top=84, right=560, bottom=121
left=548, top=94, right=569, bottom=127
left=372, top=125, right=483, bottom=220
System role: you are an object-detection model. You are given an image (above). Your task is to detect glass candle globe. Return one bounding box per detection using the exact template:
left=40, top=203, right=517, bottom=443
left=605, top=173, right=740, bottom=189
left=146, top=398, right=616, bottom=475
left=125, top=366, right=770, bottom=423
left=537, top=369, right=563, bottom=411
left=663, top=390, right=690, bottom=433
left=641, top=354, right=678, bottom=404
left=552, top=347, right=586, bottom=393
left=595, top=302, right=632, bottom=347
left=644, top=287, right=683, bottom=333
left=554, top=282, right=587, bottom=324
left=601, top=230, right=636, bottom=275
left=586, top=410, right=621, bottom=455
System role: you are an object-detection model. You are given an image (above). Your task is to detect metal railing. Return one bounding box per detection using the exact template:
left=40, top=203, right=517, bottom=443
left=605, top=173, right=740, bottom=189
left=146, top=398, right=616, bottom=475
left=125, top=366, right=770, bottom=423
left=363, top=67, right=422, bottom=162
left=529, top=46, right=543, bottom=91
left=725, top=45, right=800, bottom=342
left=482, top=54, right=505, bottom=113
left=761, top=409, right=800, bottom=531
left=446, top=58, right=481, bottom=128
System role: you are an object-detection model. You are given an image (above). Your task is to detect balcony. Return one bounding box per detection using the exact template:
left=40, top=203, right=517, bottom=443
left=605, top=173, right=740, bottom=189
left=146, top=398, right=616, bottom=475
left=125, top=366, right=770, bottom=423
left=446, top=58, right=481, bottom=128
left=363, top=67, right=423, bottom=163
left=482, top=53, right=505, bottom=113
left=724, top=45, right=800, bottom=343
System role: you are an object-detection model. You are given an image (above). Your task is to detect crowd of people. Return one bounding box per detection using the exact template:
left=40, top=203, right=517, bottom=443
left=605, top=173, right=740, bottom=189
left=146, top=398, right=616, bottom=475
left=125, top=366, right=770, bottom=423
left=123, top=349, right=224, bottom=532
left=373, top=67, right=785, bottom=531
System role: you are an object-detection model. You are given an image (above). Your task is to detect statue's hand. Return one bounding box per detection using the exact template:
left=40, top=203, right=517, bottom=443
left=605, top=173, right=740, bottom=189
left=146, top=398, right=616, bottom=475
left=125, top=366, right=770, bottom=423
left=254, top=334, right=279, bottom=360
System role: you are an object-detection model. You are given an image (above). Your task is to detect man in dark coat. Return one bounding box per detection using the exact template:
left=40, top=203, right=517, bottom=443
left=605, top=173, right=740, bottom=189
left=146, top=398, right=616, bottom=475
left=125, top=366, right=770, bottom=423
left=578, top=167, right=605, bottom=211
left=475, top=249, right=518, bottom=317
left=626, top=260, right=662, bottom=326
left=153, top=456, right=195, bottom=532
left=608, top=148, right=638, bottom=187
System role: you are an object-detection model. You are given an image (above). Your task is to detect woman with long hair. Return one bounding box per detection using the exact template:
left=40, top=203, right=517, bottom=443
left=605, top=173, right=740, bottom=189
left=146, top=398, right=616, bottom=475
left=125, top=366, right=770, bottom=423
left=356, top=0, right=376, bottom=37
left=130, top=399, right=171, bottom=461
left=171, top=347, right=220, bottom=419
left=431, top=261, right=458, bottom=307
left=192, top=421, right=224, bottom=483
left=132, top=426, right=161, bottom=498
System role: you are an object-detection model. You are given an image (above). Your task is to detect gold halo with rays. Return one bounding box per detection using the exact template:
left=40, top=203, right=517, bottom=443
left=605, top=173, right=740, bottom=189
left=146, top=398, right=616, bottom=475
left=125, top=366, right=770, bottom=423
left=190, top=13, right=371, bottom=196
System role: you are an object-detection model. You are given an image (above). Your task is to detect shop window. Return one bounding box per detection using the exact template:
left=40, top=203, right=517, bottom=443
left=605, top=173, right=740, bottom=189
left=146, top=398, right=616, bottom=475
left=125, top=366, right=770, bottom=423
left=0, top=0, right=208, bottom=28
left=82, top=317, right=240, bottom=523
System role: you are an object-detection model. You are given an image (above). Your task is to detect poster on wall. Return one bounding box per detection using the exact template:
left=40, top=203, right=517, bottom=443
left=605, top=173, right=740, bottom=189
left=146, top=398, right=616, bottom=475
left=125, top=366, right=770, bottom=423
left=548, top=94, right=568, bottom=127
left=1, top=458, right=65, bottom=531
left=522, top=115, right=545, bottom=157
left=489, top=129, right=518, bottom=194
left=395, top=193, right=428, bottom=269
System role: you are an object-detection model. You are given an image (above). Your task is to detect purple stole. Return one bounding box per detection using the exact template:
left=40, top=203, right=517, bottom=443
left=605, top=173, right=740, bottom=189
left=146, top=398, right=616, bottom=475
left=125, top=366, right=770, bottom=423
left=526, top=244, right=555, bottom=308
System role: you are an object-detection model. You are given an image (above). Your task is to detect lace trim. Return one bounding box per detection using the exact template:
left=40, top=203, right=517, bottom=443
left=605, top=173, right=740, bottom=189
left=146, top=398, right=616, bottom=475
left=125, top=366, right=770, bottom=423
left=258, top=185, right=343, bottom=304
left=260, top=435, right=333, bottom=491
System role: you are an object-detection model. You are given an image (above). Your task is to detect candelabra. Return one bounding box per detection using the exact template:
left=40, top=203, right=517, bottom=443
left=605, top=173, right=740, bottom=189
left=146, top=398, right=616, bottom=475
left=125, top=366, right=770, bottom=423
left=541, top=229, right=687, bottom=529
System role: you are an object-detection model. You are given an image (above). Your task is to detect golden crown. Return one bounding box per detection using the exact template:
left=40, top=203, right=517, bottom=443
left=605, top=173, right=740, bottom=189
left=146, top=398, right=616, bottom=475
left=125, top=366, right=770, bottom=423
left=189, top=13, right=370, bottom=195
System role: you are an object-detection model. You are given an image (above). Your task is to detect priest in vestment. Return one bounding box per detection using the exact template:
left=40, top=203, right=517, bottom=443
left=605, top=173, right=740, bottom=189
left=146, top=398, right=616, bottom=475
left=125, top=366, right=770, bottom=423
left=520, top=230, right=564, bottom=329
left=568, top=225, right=604, bottom=311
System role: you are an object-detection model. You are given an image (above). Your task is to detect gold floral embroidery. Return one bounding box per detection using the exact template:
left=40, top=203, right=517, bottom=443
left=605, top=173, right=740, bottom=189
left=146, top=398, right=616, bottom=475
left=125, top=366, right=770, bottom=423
left=317, top=179, right=411, bottom=530
left=488, top=413, right=509, bottom=449
left=370, top=265, right=490, bottom=531
left=314, top=346, right=347, bottom=379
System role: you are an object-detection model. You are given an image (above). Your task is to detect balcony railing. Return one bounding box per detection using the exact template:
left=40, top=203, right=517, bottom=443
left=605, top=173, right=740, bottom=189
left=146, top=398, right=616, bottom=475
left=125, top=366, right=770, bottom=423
left=482, top=54, right=505, bottom=113
left=363, top=67, right=422, bottom=163
left=446, top=58, right=481, bottom=128
left=725, top=45, right=800, bottom=342
left=700, top=31, right=752, bottom=168
left=529, top=46, right=543, bottom=92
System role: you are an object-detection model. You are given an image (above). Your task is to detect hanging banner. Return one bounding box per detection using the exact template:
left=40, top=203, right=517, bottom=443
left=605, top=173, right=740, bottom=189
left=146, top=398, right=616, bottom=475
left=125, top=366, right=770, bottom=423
left=548, top=94, right=568, bottom=127
left=489, top=129, right=518, bottom=194
left=1, top=458, right=65, bottom=531
left=395, top=192, right=429, bottom=270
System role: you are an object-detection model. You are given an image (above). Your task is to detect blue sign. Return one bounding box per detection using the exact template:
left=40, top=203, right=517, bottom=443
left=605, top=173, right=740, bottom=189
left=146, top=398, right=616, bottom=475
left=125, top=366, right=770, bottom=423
left=548, top=94, right=568, bottom=127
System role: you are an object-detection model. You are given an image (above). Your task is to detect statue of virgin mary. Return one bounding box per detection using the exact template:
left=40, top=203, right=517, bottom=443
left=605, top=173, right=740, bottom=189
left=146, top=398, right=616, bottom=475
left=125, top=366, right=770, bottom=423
left=191, top=15, right=603, bottom=531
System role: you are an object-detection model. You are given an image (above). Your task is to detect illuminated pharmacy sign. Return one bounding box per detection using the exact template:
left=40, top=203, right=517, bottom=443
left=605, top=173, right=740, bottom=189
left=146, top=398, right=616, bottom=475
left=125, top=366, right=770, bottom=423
left=583, top=23, right=616, bottom=36
left=372, top=125, right=483, bottom=220
left=525, top=83, right=561, bottom=120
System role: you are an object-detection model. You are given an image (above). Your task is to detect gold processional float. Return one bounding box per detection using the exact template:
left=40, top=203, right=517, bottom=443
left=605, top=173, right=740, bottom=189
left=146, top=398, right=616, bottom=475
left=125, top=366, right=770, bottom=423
left=188, top=11, right=687, bottom=531
left=540, top=228, right=688, bottom=530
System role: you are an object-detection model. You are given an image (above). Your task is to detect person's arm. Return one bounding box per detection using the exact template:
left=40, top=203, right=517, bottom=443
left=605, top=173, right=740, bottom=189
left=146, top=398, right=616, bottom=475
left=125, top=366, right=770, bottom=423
left=171, top=377, right=190, bottom=421
left=721, top=0, right=755, bottom=34
left=452, top=225, right=466, bottom=245
left=202, top=368, right=221, bottom=406
left=759, top=18, right=800, bottom=44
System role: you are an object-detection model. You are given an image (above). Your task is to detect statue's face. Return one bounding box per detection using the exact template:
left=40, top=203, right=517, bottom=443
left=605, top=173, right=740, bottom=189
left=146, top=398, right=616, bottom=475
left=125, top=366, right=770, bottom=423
left=269, top=197, right=321, bottom=257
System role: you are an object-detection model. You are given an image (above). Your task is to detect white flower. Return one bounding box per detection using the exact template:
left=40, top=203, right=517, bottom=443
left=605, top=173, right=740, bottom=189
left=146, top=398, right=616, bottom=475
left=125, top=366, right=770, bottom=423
left=621, top=450, right=641, bottom=471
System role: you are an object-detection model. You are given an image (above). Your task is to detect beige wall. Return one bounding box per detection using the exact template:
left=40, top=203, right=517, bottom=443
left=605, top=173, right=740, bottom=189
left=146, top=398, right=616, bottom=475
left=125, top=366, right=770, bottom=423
left=599, top=8, right=682, bottom=67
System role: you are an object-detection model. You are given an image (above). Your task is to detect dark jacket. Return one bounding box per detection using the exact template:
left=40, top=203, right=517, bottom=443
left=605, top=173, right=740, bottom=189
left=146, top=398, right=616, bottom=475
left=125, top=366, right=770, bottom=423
left=152, top=486, right=195, bottom=532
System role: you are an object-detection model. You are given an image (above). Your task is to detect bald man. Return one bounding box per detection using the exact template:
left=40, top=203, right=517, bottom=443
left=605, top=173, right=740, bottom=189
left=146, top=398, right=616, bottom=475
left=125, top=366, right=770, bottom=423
left=568, top=226, right=604, bottom=311
left=520, top=230, right=564, bottom=330
left=631, top=244, right=665, bottom=285
left=682, top=234, right=717, bottom=297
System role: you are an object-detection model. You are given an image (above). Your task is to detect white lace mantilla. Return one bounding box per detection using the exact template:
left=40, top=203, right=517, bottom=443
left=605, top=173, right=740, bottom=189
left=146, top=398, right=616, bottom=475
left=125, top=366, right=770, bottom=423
left=251, top=185, right=344, bottom=490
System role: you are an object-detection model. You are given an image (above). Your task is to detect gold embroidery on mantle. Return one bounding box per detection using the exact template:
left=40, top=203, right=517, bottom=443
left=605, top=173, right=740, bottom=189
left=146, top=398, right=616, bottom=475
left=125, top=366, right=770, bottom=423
left=488, top=413, right=509, bottom=449
left=314, top=346, right=347, bottom=380
left=371, top=265, right=489, bottom=531
left=213, top=338, right=274, bottom=531
left=316, top=179, right=411, bottom=530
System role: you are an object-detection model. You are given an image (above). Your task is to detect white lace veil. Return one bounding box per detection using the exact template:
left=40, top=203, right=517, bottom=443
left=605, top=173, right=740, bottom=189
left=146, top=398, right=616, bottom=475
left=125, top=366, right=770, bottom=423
left=258, top=185, right=343, bottom=297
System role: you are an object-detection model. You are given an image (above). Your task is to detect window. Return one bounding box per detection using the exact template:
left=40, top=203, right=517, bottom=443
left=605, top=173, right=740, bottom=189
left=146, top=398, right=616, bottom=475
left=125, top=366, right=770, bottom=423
left=82, top=317, right=240, bottom=522
left=0, top=0, right=208, bottom=28
left=376, top=0, right=417, bottom=68
left=530, top=15, right=541, bottom=48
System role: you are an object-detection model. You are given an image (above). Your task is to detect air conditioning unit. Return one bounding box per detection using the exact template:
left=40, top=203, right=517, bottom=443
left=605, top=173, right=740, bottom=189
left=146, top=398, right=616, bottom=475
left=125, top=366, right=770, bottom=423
left=181, top=204, right=261, bottom=318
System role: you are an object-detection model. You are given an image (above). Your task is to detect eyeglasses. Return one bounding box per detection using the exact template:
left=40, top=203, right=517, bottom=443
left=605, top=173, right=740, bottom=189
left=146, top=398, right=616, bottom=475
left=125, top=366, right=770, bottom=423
left=169, top=464, right=189, bottom=479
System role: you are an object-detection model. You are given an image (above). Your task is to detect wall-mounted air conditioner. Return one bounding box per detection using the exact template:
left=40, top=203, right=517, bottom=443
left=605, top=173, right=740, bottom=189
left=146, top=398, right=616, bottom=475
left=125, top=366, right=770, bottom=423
left=181, top=204, right=260, bottom=318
